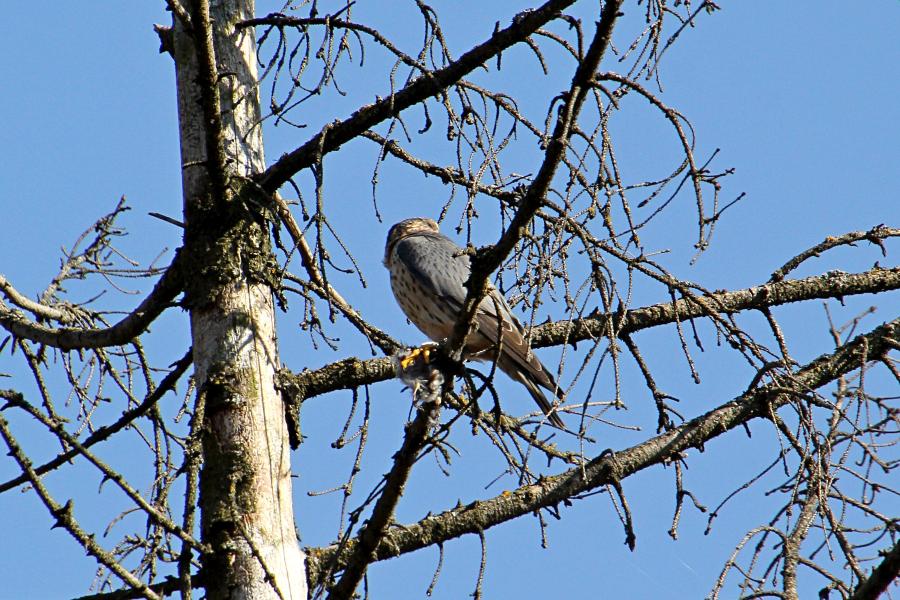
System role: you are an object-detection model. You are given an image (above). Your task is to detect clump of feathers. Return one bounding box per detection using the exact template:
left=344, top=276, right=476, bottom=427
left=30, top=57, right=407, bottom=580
left=392, top=345, right=444, bottom=411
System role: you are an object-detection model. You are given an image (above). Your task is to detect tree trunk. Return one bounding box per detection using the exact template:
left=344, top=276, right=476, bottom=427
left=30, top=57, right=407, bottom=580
left=172, top=1, right=307, bottom=598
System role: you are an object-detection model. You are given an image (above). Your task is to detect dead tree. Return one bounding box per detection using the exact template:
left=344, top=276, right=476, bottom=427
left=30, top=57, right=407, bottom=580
left=0, top=2, right=896, bottom=599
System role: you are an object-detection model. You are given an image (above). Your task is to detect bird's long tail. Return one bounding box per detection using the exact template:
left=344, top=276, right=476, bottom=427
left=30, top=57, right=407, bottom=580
left=505, top=363, right=566, bottom=429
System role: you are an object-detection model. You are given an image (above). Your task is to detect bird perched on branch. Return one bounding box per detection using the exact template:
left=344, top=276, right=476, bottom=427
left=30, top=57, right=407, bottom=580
left=383, top=217, right=565, bottom=428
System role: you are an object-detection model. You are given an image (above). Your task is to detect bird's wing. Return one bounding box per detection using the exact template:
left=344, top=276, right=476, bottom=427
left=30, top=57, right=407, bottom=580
left=398, top=236, right=528, bottom=351
left=394, top=233, right=471, bottom=302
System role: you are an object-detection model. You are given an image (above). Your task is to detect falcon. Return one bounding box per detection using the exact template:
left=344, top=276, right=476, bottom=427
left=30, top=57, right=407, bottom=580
left=384, top=217, right=565, bottom=428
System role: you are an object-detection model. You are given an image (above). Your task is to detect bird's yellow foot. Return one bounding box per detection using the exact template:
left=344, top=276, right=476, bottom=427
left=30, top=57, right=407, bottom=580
left=400, top=344, right=436, bottom=369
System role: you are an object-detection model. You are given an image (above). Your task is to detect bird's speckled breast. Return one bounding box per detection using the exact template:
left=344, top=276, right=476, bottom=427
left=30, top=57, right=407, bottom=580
left=388, top=235, right=467, bottom=342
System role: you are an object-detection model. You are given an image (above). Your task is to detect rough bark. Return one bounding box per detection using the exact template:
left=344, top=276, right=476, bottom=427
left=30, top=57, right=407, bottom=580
left=172, top=1, right=307, bottom=598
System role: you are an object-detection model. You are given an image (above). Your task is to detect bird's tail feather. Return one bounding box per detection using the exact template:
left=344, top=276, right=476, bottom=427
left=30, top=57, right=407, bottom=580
left=512, top=368, right=566, bottom=429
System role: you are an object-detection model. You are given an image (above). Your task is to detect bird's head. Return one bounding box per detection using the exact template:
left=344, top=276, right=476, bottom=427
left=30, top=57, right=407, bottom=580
left=383, top=217, right=440, bottom=267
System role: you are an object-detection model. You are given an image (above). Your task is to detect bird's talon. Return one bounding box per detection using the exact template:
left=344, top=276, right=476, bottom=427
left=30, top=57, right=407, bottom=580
left=400, top=345, right=433, bottom=369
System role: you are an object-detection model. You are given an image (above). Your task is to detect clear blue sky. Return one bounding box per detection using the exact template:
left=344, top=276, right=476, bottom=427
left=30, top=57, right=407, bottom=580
left=0, top=2, right=897, bottom=598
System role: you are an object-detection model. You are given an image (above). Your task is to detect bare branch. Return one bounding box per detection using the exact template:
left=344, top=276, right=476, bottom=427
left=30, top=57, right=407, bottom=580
left=280, top=267, right=900, bottom=404
left=306, top=318, right=899, bottom=587
left=848, top=540, right=900, bottom=600
left=0, top=349, right=192, bottom=494
left=0, top=251, right=183, bottom=350
left=0, top=413, right=162, bottom=600
left=770, top=225, right=899, bottom=282
left=0, top=389, right=205, bottom=552
left=0, top=274, right=77, bottom=322
left=263, top=185, right=400, bottom=354
left=236, top=14, right=426, bottom=74
left=256, top=0, right=582, bottom=193
left=326, top=391, right=442, bottom=599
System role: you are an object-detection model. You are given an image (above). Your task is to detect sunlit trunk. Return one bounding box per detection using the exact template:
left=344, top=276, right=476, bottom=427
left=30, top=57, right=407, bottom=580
left=172, top=1, right=307, bottom=597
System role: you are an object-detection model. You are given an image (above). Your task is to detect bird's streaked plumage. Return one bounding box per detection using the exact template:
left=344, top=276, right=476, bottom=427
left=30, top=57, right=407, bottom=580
left=384, top=217, right=565, bottom=428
